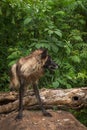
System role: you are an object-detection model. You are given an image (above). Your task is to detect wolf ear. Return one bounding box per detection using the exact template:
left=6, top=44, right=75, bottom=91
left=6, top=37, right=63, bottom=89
left=41, top=49, right=48, bottom=59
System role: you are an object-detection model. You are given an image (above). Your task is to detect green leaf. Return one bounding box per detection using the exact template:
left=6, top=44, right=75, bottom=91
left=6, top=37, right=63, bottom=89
left=7, top=51, right=21, bottom=60
left=73, top=36, right=83, bottom=41
left=52, top=81, right=59, bottom=88
left=12, top=17, right=15, bottom=24
left=51, top=44, right=59, bottom=53
left=77, top=72, right=87, bottom=79
left=79, top=19, right=86, bottom=25
left=0, top=8, right=2, bottom=15
left=48, top=30, right=54, bottom=35
left=66, top=83, right=72, bottom=89
left=24, top=18, right=32, bottom=25
left=6, top=9, right=10, bottom=17
left=8, top=60, right=16, bottom=67
left=35, top=43, right=50, bottom=50
left=55, top=11, right=65, bottom=16
left=64, top=45, right=71, bottom=55
left=70, top=55, right=81, bottom=63
left=54, top=30, right=62, bottom=38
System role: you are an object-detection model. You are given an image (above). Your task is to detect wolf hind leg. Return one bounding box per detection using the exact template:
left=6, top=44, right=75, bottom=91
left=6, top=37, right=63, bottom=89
left=16, top=79, right=25, bottom=120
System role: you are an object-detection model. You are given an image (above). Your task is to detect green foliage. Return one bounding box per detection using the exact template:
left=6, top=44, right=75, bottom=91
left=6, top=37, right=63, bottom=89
left=70, top=109, right=87, bottom=126
left=0, top=0, right=87, bottom=90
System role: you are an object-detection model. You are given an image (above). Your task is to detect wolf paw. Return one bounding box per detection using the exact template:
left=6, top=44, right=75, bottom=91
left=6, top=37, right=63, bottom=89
left=43, top=112, right=52, bottom=117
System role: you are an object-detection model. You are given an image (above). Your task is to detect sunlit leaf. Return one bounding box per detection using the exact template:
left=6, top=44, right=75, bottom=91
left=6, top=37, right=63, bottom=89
left=70, top=55, right=81, bottom=63
left=52, top=81, right=59, bottom=88
left=54, top=30, right=62, bottom=38
left=24, top=18, right=32, bottom=25
left=55, top=11, right=65, bottom=15
left=73, top=36, right=83, bottom=41
left=8, top=60, right=17, bottom=67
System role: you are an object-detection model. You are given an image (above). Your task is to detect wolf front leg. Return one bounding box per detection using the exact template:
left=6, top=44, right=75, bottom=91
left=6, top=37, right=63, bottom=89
left=33, top=84, right=52, bottom=117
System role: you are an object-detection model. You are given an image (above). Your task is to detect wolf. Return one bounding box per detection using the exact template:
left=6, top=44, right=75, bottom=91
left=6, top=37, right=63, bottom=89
left=10, top=48, right=58, bottom=119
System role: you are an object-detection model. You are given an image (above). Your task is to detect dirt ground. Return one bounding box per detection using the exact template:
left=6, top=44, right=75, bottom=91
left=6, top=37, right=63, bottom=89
left=0, top=110, right=87, bottom=130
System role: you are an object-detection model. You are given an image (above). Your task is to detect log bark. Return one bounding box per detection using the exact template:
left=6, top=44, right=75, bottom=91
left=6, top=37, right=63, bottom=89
left=0, top=87, right=87, bottom=114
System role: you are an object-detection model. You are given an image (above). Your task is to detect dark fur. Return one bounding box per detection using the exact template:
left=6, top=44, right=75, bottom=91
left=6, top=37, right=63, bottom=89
left=10, top=48, right=58, bottom=119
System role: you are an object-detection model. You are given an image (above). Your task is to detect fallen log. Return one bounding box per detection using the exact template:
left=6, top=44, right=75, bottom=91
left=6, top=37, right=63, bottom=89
left=0, top=87, right=87, bottom=114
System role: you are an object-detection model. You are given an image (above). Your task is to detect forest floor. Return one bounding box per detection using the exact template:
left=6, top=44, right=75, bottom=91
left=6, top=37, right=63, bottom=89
left=0, top=110, right=87, bottom=130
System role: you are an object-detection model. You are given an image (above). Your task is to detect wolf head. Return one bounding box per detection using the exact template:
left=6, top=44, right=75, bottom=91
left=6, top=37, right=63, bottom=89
left=40, top=48, right=58, bottom=70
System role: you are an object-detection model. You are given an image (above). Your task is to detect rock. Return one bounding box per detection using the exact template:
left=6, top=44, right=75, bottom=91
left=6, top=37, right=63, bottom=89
left=0, top=110, right=87, bottom=130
